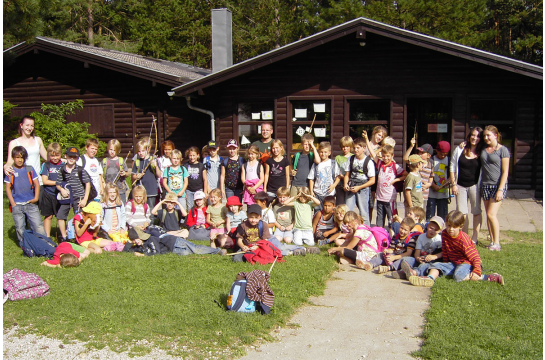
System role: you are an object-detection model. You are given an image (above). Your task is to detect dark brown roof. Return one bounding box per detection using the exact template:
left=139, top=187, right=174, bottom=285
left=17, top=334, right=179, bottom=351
left=4, top=37, right=211, bottom=86
left=173, top=17, right=542, bottom=95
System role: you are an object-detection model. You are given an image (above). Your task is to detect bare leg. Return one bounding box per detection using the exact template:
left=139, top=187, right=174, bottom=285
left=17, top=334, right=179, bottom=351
left=58, top=219, right=67, bottom=238
left=43, top=215, right=53, bottom=237
left=485, top=198, right=502, bottom=245
left=88, top=243, right=102, bottom=254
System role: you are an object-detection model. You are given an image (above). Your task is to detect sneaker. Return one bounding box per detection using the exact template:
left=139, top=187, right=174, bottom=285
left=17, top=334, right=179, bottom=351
left=305, top=247, right=321, bottom=255
left=391, top=270, right=406, bottom=280
left=317, top=239, right=330, bottom=246
left=218, top=249, right=228, bottom=256
left=487, top=273, right=505, bottom=285
left=409, top=276, right=435, bottom=287
left=377, top=265, right=390, bottom=274
left=400, top=259, right=418, bottom=278
left=355, top=260, right=373, bottom=271
left=292, top=249, right=306, bottom=256
left=488, top=243, right=501, bottom=251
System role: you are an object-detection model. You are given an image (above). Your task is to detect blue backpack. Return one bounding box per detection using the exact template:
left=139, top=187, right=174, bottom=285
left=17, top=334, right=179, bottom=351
left=20, top=230, right=57, bottom=258
left=226, top=279, right=256, bottom=313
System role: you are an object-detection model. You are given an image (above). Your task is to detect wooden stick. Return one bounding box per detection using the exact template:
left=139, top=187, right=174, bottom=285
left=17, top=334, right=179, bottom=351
left=309, top=114, right=317, bottom=131
left=225, top=251, right=246, bottom=256
left=268, top=256, right=278, bottom=274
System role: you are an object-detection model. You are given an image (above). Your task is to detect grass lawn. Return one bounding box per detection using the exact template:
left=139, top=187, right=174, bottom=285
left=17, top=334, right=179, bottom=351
left=2, top=193, right=338, bottom=358
left=413, top=231, right=543, bottom=360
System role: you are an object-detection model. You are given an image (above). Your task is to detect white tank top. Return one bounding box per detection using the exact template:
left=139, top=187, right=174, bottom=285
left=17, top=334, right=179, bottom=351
left=15, top=138, right=42, bottom=185
left=246, top=161, right=259, bottom=182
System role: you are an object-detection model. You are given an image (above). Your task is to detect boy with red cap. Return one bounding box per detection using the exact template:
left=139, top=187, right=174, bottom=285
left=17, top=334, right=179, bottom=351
left=426, top=141, right=451, bottom=221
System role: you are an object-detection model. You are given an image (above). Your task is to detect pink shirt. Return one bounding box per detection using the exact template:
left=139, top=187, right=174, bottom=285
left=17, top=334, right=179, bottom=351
left=375, top=160, right=404, bottom=202
left=195, top=208, right=206, bottom=226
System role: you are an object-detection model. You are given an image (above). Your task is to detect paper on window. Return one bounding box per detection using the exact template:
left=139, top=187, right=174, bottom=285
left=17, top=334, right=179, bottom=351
left=241, top=135, right=251, bottom=145
left=261, top=111, right=273, bottom=120
left=296, top=127, right=306, bottom=137
left=258, top=125, right=261, bottom=134
left=251, top=113, right=261, bottom=120
left=314, top=128, right=326, bottom=137
left=305, top=126, right=311, bottom=132
left=313, top=103, right=325, bottom=113
left=294, top=108, right=307, bottom=118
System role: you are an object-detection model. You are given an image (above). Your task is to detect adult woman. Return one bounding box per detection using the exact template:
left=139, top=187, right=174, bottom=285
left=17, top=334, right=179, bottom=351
left=4, top=116, right=48, bottom=185
left=449, top=127, right=484, bottom=243
left=480, top=126, right=510, bottom=251
left=362, top=126, right=387, bottom=221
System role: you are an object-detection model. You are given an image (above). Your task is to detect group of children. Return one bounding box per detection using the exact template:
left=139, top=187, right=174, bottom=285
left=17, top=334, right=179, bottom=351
left=5, top=127, right=504, bottom=288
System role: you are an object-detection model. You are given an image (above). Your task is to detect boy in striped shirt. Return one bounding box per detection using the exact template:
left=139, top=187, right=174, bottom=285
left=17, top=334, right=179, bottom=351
left=408, top=210, right=504, bottom=287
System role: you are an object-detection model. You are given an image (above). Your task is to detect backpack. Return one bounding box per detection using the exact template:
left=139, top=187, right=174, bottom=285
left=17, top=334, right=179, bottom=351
left=20, top=230, right=57, bottom=258
left=312, top=159, right=337, bottom=184
left=102, top=157, right=124, bottom=171
left=293, top=152, right=314, bottom=170
left=134, top=155, right=156, bottom=174
left=160, top=209, right=180, bottom=226
left=204, top=156, right=223, bottom=171
left=226, top=279, right=256, bottom=313
left=356, top=225, right=391, bottom=253
left=3, top=269, right=50, bottom=301
left=128, top=200, right=148, bottom=215
left=348, top=155, right=374, bottom=186
left=8, top=165, right=34, bottom=195
left=71, top=161, right=98, bottom=205
left=222, top=156, right=244, bottom=169
left=67, top=218, right=76, bottom=240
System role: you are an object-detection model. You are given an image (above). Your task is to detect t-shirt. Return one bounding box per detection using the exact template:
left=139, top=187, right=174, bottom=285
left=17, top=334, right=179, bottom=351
left=353, top=225, right=378, bottom=261
left=480, top=146, right=510, bottom=186
left=428, top=156, right=449, bottom=199
left=419, top=160, right=433, bottom=201
left=308, top=160, right=340, bottom=196
left=206, top=205, right=227, bottom=226
left=342, top=155, right=376, bottom=186
left=56, top=165, right=92, bottom=204
left=203, top=156, right=222, bottom=190
left=40, top=161, right=63, bottom=196
left=103, top=157, right=129, bottom=191
left=375, top=160, right=404, bottom=202
left=163, top=166, right=189, bottom=196
left=335, top=154, right=352, bottom=178
left=236, top=219, right=270, bottom=247
left=157, top=209, right=183, bottom=231
left=46, top=242, right=85, bottom=265
left=294, top=201, right=315, bottom=230
left=391, top=231, right=417, bottom=255
left=244, top=161, right=261, bottom=182
left=4, top=166, right=39, bottom=203
left=273, top=204, right=294, bottom=228
left=77, top=155, right=103, bottom=199
left=404, top=172, right=423, bottom=208
left=265, top=157, right=290, bottom=194
left=222, top=157, right=244, bottom=190
left=292, top=152, right=313, bottom=187
left=261, top=207, right=276, bottom=235
left=252, top=140, right=273, bottom=163
left=441, top=229, right=482, bottom=276
left=226, top=210, right=247, bottom=230
left=132, top=156, right=158, bottom=197
left=73, top=213, right=95, bottom=244
left=316, top=212, right=335, bottom=232
left=415, top=233, right=442, bottom=255
left=184, top=162, right=205, bottom=192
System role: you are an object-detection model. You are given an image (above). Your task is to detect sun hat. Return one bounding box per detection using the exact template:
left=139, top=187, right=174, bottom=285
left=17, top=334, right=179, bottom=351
left=226, top=196, right=243, bottom=207
left=408, top=154, right=426, bottom=164
left=82, top=201, right=101, bottom=214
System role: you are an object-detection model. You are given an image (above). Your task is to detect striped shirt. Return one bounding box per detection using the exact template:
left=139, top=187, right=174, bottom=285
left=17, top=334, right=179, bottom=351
left=56, top=165, right=91, bottom=203
left=419, top=160, right=433, bottom=200
left=441, top=229, right=482, bottom=276
left=125, top=201, right=151, bottom=228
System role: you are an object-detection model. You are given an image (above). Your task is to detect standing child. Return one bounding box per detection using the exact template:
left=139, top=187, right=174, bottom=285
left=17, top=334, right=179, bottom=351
left=427, top=141, right=451, bottom=221
left=103, top=139, right=129, bottom=204
left=404, top=155, right=426, bottom=214
left=5, top=146, right=46, bottom=243
left=284, top=187, right=321, bottom=247
left=183, top=146, right=207, bottom=211
left=73, top=202, right=117, bottom=254
left=291, top=133, right=320, bottom=196
left=132, top=138, right=160, bottom=211
left=162, top=149, right=189, bottom=211
left=77, top=138, right=104, bottom=202
left=40, top=142, right=63, bottom=237
left=151, top=192, right=188, bottom=237
left=101, top=183, right=129, bottom=244
left=203, top=140, right=223, bottom=196
left=375, top=145, right=407, bottom=229
left=308, top=141, right=341, bottom=210
left=313, top=196, right=338, bottom=246
left=186, top=190, right=210, bottom=241
left=241, top=145, right=264, bottom=205
left=264, top=139, right=290, bottom=199
left=157, top=140, right=175, bottom=198
left=225, top=196, right=247, bottom=244
left=334, top=136, right=353, bottom=205
left=343, top=137, right=376, bottom=225
left=220, top=139, right=245, bottom=202
left=409, top=210, right=504, bottom=287
left=56, top=147, right=92, bottom=241
left=273, top=187, right=295, bottom=243
left=206, top=188, right=228, bottom=246
left=404, top=139, right=434, bottom=213
left=255, top=191, right=276, bottom=236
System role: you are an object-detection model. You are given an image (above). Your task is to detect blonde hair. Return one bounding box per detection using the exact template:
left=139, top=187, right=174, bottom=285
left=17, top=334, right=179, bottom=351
left=137, top=137, right=153, bottom=152
left=103, top=183, right=121, bottom=206
left=247, top=145, right=260, bottom=158
left=382, top=136, right=396, bottom=147
left=60, top=253, right=80, bottom=268
left=47, top=142, right=62, bottom=156
left=297, top=187, right=311, bottom=204
left=209, top=188, right=222, bottom=199
left=86, top=138, right=99, bottom=148
left=131, top=185, right=147, bottom=204
left=271, top=139, right=285, bottom=155
left=484, top=125, right=502, bottom=143
left=107, top=139, right=121, bottom=155
left=339, top=136, right=354, bottom=149
left=372, top=126, right=388, bottom=143
left=276, top=186, right=290, bottom=197
left=318, top=141, right=331, bottom=152
left=382, top=144, right=394, bottom=155
left=334, top=204, right=349, bottom=227
left=343, top=211, right=364, bottom=225
left=170, top=149, right=182, bottom=160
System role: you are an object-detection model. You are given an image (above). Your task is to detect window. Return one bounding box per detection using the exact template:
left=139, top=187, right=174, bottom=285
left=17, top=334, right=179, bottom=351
left=237, top=102, right=274, bottom=149
left=347, top=99, right=390, bottom=140
left=290, top=100, right=331, bottom=151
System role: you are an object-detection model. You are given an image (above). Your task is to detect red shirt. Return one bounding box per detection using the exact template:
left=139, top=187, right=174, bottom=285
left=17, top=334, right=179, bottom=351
left=441, top=229, right=482, bottom=276
left=46, top=242, right=81, bottom=265
left=73, top=214, right=94, bottom=244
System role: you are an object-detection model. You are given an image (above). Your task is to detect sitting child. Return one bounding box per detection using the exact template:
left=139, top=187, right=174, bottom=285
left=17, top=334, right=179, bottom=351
left=312, top=196, right=338, bottom=245
left=186, top=190, right=210, bottom=241
left=151, top=192, right=188, bottom=237
left=206, top=188, right=227, bottom=246
left=41, top=242, right=90, bottom=268
left=326, top=211, right=380, bottom=265
left=73, top=202, right=119, bottom=254
left=224, top=196, right=246, bottom=247
left=273, top=187, right=295, bottom=243
left=101, top=183, right=130, bottom=244
left=407, top=206, right=427, bottom=233
left=255, top=191, right=275, bottom=236
left=327, top=204, right=350, bottom=246
left=408, top=210, right=504, bottom=287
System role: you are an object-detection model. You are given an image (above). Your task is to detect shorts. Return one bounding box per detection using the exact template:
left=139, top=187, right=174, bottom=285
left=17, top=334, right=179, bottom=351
left=39, top=191, right=59, bottom=217
left=481, top=184, right=508, bottom=201
left=273, top=228, right=294, bottom=241
left=79, top=238, right=104, bottom=248
left=57, top=201, right=80, bottom=220
left=210, top=228, right=225, bottom=238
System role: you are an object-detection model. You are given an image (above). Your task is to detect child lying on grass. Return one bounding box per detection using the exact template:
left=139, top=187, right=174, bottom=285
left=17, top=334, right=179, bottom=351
left=41, top=242, right=90, bottom=268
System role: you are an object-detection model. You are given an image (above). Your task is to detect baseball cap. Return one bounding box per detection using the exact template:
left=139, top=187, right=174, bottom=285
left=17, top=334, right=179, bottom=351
left=417, top=144, right=433, bottom=156
left=226, top=139, right=239, bottom=148
left=436, top=141, right=451, bottom=153
left=408, top=154, right=426, bottom=164
left=194, top=190, right=206, bottom=200
left=207, top=140, right=217, bottom=148
left=128, top=227, right=151, bottom=241
left=247, top=204, right=262, bottom=216
left=164, top=192, right=178, bottom=202
left=429, top=216, right=445, bottom=230
left=82, top=201, right=101, bottom=215
left=65, top=147, right=80, bottom=157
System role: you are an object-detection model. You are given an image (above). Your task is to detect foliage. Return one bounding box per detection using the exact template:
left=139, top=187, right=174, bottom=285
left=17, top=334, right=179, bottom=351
left=28, top=100, right=107, bottom=157
left=3, top=101, right=21, bottom=155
